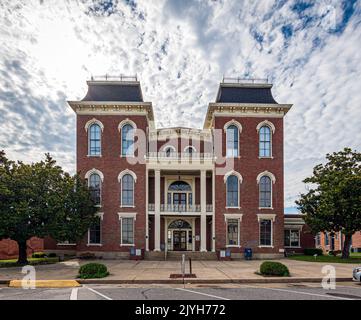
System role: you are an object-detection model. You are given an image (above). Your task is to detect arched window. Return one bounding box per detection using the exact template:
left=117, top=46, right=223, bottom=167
left=168, top=181, right=192, bottom=191
left=259, top=126, right=271, bottom=157
left=165, top=146, right=175, bottom=157
left=168, top=219, right=192, bottom=229
left=89, top=173, right=101, bottom=205
left=89, top=124, right=101, bottom=156
left=184, top=146, right=195, bottom=155
left=259, top=176, right=272, bottom=207
left=226, top=175, right=239, bottom=207
left=121, top=174, right=134, bottom=206
left=226, top=125, right=239, bottom=157
left=121, top=124, right=134, bottom=156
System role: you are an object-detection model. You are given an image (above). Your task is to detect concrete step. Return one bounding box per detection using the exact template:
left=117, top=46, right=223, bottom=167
left=144, top=251, right=165, bottom=261
left=166, top=251, right=218, bottom=261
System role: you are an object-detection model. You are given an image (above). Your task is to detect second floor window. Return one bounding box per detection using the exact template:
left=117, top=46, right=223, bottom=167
left=89, top=173, right=101, bottom=205
left=226, top=125, right=239, bottom=157
left=89, top=123, right=101, bottom=156
left=259, top=175, right=272, bottom=208
left=259, top=126, right=271, bottom=157
left=121, top=174, right=134, bottom=206
left=226, top=175, right=239, bottom=207
left=121, top=124, right=134, bottom=156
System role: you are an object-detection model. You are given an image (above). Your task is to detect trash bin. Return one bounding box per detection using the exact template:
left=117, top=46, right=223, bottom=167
left=244, top=248, right=252, bottom=260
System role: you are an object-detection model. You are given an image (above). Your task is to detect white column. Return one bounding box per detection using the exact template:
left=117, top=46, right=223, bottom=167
left=145, top=169, right=149, bottom=251
left=200, top=170, right=207, bottom=252
left=154, top=169, right=161, bottom=251
left=212, top=169, right=216, bottom=252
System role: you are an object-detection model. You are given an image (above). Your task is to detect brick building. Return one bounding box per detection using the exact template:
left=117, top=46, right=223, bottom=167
left=45, top=76, right=294, bottom=259
left=315, top=231, right=361, bottom=253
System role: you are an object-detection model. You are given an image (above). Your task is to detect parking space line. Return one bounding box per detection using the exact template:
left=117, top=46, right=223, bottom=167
left=244, top=286, right=354, bottom=300
left=84, top=286, right=113, bottom=300
left=70, top=288, right=78, bottom=300
left=175, top=288, right=230, bottom=300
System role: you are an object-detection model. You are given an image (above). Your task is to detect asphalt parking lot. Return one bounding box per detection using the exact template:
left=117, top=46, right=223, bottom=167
left=0, top=282, right=360, bottom=300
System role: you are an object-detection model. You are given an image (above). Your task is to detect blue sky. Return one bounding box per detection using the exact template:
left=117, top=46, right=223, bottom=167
left=0, top=0, right=361, bottom=213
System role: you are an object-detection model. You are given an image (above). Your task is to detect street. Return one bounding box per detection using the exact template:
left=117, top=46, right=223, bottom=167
left=0, top=282, right=360, bottom=300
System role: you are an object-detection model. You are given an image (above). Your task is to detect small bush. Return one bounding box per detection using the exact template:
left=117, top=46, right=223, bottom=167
left=78, top=252, right=96, bottom=260
left=47, top=253, right=57, bottom=258
left=78, top=263, right=109, bottom=279
left=260, top=261, right=290, bottom=277
left=32, top=252, right=46, bottom=258
left=304, top=248, right=323, bottom=256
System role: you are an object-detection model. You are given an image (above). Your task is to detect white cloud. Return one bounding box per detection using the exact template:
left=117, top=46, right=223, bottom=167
left=0, top=0, right=360, bottom=210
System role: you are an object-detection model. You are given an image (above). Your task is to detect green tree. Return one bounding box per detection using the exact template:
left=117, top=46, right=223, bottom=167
left=0, top=151, right=98, bottom=264
left=296, top=148, right=361, bottom=259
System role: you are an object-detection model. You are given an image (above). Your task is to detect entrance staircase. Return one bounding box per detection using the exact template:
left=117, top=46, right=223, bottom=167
left=145, top=251, right=217, bottom=261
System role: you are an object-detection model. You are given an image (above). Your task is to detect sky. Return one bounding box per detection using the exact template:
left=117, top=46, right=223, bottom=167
left=0, top=0, right=361, bottom=213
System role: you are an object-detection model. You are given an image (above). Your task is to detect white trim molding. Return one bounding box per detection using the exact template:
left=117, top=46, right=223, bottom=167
left=85, top=168, right=104, bottom=182
left=162, top=145, right=177, bottom=152
left=224, top=213, right=243, bottom=222
left=96, top=212, right=104, bottom=220
left=117, top=212, right=137, bottom=220
left=85, top=118, right=104, bottom=132
left=223, top=119, right=242, bottom=133
left=224, top=170, right=243, bottom=184
left=118, top=118, right=137, bottom=132
left=256, top=120, right=275, bottom=134
left=257, top=213, right=276, bottom=222
left=256, top=171, right=276, bottom=184
left=118, top=169, right=137, bottom=183
left=184, top=145, right=197, bottom=153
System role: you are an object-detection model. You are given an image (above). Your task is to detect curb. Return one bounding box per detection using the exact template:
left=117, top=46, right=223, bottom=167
left=8, top=280, right=81, bottom=288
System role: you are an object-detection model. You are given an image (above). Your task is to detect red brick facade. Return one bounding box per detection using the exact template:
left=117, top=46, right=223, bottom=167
left=316, top=231, right=361, bottom=253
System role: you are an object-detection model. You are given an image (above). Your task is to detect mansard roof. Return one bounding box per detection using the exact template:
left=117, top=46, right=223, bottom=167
left=216, top=83, right=278, bottom=104
left=81, top=80, right=143, bottom=102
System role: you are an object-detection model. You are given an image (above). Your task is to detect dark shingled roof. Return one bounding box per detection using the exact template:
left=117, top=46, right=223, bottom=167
left=82, top=82, right=143, bottom=102
left=216, top=84, right=278, bottom=104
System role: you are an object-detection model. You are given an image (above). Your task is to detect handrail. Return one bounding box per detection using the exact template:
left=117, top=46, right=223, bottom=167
left=148, top=204, right=213, bottom=212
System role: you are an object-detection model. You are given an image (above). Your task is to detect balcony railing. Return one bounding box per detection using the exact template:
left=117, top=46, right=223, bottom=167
left=148, top=204, right=213, bottom=212
left=146, top=152, right=214, bottom=160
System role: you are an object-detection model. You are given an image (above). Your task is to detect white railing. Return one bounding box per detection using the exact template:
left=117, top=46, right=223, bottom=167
left=148, top=204, right=213, bottom=212
left=146, top=152, right=214, bottom=160
left=222, top=77, right=268, bottom=84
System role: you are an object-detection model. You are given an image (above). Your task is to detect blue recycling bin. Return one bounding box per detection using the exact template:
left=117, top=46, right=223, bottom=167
left=130, top=247, right=136, bottom=256
left=244, top=248, right=252, bottom=260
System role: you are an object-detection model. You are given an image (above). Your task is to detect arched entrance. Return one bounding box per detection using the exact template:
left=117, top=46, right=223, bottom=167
left=167, top=219, right=193, bottom=251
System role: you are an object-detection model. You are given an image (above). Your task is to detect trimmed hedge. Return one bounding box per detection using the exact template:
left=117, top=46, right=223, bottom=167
left=78, top=263, right=109, bottom=279
left=304, top=248, right=323, bottom=256
left=47, top=253, right=57, bottom=258
left=260, top=261, right=290, bottom=277
left=32, top=252, right=46, bottom=258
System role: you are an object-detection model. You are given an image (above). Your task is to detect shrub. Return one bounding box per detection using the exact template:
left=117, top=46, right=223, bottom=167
left=78, top=252, right=96, bottom=260
left=304, top=248, right=323, bottom=256
left=32, top=252, right=46, bottom=258
left=78, top=263, right=109, bottom=279
left=47, top=253, right=57, bottom=258
left=260, top=261, right=290, bottom=277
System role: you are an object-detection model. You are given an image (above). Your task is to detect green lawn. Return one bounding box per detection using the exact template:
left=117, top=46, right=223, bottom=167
left=0, top=257, right=59, bottom=268
left=288, top=254, right=361, bottom=264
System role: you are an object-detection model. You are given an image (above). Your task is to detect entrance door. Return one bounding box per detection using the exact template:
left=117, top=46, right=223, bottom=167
left=173, top=230, right=187, bottom=251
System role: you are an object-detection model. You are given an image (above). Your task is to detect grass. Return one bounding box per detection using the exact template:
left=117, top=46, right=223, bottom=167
left=288, top=253, right=361, bottom=264
left=0, top=257, right=59, bottom=268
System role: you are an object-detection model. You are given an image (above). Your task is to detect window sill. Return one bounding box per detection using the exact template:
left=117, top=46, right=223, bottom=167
left=258, top=245, right=274, bottom=248
left=120, top=205, right=136, bottom=208
left=87, top=154, right=102, bottom=157
left=258, top=207, right=274, bottom=210
left=87, top=243, right=102, bottom=247
left=225, top=206, right=241, bottom=209
left=57, top=243, right=76, bottom=246
left=226, top=245, right=241, bottom=248
left=120, top=244, right=135, bottom=247
left=258, top=156, right=274, bottom=159
left=285, top=246, right=301, bottom=249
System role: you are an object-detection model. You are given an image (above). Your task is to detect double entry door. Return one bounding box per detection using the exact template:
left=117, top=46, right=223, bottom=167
left=173, top=230, right=187, bottom=251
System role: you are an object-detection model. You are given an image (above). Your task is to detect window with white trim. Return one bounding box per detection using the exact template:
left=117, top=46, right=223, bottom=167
left=259, top=176, right=272, bottom=208
left=259, top=126, right=271, bottom=157
left=89, top=123, right=101, bottom=156
left=259, top=219, right=272, bottom=246
left=226, top=175, right=239, bottom=207
left=284, top=229, right=300, bottom=247
left=121, top=217, right=134, bottom=245
left=226, top=125, right=239, bottom=157
left=88, top=217, right=101, bottom=244
left=121, top=174, right=134, bottom=206
left=227, top=219, right=239, bottom=246
left=89, top=173, right=101, bottom=205
left=121, top=124, right=134, bottom=156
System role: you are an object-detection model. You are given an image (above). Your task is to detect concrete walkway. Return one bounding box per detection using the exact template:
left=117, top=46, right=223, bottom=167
left=0, top=259, right=358, bottom=283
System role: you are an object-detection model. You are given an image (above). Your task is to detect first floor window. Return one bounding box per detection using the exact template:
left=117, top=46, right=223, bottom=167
left=227, top=219, right=239, bottom=246
left=122, top=218, right=134, bottom=245
left=89, top=218, right=101, bottom=244
left=284, top=229, right=300, bottom=247
left=260, top=219, right=272, bottom=246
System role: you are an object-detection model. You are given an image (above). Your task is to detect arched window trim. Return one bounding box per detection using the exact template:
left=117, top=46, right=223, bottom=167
left=224, top=120, right=241, bottom=158
left=120, top=122, right=135, bottom=157
left=256, top=120, right=275, bottom=134
left=162, top=145, right=176, bottom=152
left=223, top=170, right=243, bottom=184
left=184, top=145, right=196, bottom=153
left=118, top=169, right=137, bottom=183
left=256, top=171, right=276, bottom=184
left=225, top=174, right=240, bottom=208
left=118, top=118, right=137, bottom=132
left=85, top=118, right=104, bottom=132
left=85, top=168, right=104, bottom=182
left=258, top=125, right=273, bottom=158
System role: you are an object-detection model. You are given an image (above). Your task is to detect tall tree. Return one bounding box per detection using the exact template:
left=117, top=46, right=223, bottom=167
left=0, top=151, right=98, bottom=264
left=296, top=148, right=361, bottom=259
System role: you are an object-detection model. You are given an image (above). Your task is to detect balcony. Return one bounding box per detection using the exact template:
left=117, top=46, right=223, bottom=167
left=148, top=204, right=213, bottom=213
left=146, top=152, right=214, bottom=160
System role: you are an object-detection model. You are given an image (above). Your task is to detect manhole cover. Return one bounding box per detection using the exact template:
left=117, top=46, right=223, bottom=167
left=326, top=292, right=361, bottom=299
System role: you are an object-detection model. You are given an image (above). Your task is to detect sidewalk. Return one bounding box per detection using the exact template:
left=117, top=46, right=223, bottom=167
left=0, top=259, right=357, bottom=284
